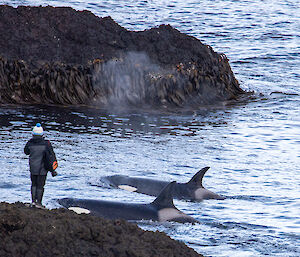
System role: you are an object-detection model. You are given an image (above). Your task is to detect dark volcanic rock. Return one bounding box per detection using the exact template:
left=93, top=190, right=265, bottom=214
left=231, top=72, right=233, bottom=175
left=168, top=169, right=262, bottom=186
left=0, top=5, right=223, bottom=66
left=0, top=202, right=202, bottom=257
left=0, top=5, right=245, bottom=108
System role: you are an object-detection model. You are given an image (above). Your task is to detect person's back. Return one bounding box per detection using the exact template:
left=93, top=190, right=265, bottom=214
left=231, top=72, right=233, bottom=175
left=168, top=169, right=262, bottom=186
left=25, top=135, right=48, bottom=176
left=24, top=123, right=57, bottom=208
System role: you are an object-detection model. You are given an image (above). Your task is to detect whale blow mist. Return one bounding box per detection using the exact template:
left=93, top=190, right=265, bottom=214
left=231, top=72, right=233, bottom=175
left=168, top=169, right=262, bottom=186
left=92, top=52, right=162, bottom=110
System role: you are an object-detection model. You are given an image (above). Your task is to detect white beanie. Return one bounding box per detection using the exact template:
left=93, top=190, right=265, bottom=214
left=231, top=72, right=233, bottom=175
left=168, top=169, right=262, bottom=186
left=32, top=123, right=44, bottom=136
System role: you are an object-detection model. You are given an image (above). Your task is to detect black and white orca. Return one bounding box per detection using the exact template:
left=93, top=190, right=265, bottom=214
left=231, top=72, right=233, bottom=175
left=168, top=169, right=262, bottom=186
left=101, top=167, right=225, bottom=201
left=58, top=181, right=197, bottom=223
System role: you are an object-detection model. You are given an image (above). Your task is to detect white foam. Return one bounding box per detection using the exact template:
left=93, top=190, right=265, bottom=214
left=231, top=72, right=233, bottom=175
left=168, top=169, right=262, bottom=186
left=68, top=207, right=91, bottom=214
left=118, top=185, right=137, bottom=192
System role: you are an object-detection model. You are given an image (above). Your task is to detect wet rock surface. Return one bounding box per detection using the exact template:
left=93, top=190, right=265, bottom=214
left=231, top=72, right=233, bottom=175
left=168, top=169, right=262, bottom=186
left=0, top=202, right=202, bottom=257
left=0, top=5, right=245, bottom=108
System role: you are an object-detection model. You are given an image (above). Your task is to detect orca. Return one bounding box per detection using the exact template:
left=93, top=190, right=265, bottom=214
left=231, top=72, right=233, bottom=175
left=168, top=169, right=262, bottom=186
left=100, top=167, right=225, bottom=201
left=58, top=182, right=197, bottom=223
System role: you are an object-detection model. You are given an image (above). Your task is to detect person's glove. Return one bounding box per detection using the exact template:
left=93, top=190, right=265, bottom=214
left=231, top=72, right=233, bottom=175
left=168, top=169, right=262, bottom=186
left=51, top=170, right=58, bottom=177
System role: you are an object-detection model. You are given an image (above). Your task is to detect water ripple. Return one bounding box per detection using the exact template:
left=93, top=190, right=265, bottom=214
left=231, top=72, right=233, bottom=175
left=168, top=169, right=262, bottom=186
left=2, top=0, right=300, bottom=256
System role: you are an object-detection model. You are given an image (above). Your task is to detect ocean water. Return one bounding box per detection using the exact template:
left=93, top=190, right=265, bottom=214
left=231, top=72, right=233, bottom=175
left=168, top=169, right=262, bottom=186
left=1, top=0, right=299, bottom=256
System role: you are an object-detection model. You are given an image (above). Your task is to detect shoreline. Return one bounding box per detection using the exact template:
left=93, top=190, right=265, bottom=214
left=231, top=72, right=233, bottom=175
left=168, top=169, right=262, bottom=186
left=0, top=201, right=203, bottom=257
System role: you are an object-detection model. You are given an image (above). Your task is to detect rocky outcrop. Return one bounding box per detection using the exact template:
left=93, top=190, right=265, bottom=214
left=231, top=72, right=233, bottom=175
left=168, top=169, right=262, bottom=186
left=0, top=202, right=202, bottom=257
left=0, top=5, right=245, bottom=108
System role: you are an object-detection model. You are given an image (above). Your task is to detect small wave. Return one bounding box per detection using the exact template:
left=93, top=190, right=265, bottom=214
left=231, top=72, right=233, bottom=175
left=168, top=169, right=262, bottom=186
left=270, top=91, right=299, bottom=96
left=201, top=220, right=272, bottom=231
left=0, top=182, right=18, bottom=189
left=88, top=178, right=111, bottom=188
left=227, top=195, right=275, bottom=203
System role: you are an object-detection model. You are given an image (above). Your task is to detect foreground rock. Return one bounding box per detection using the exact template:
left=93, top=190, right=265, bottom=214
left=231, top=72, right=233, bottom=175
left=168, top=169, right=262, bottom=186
left=0, top=5, right=245, bottom=108
left=0, top=202, right=201, bottom=257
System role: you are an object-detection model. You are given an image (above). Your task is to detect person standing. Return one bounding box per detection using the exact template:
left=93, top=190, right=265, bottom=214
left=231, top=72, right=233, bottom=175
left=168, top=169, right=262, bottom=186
left=24, top=123, right=57, bottom=208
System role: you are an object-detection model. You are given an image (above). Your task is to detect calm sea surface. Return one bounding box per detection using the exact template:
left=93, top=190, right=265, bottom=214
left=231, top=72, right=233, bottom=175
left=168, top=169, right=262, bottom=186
left=1, top=0, right=299, bottom=256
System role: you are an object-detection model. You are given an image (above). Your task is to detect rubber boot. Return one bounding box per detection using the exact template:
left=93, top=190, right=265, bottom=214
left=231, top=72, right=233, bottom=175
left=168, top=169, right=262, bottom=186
left=31, top=186, right=37, bottom=206
left=36, top=188, right=45, bottom=208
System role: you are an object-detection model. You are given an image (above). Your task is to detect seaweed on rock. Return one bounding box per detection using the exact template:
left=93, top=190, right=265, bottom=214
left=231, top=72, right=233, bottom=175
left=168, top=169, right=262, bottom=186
left=0, top=5, right=245, bottom=108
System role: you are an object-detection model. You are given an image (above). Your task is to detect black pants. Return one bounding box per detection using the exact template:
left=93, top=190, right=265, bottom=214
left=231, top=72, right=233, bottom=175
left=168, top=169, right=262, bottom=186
left=31, top=174, right=47, bottom=189
left=31, top=174, right=47, bottom=204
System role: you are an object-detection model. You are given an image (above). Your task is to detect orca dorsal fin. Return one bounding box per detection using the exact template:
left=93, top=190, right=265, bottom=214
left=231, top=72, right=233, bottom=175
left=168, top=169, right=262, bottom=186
left=187, top=167, right=210, bottom=187
left=152, top=181, right=176, bottom=209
